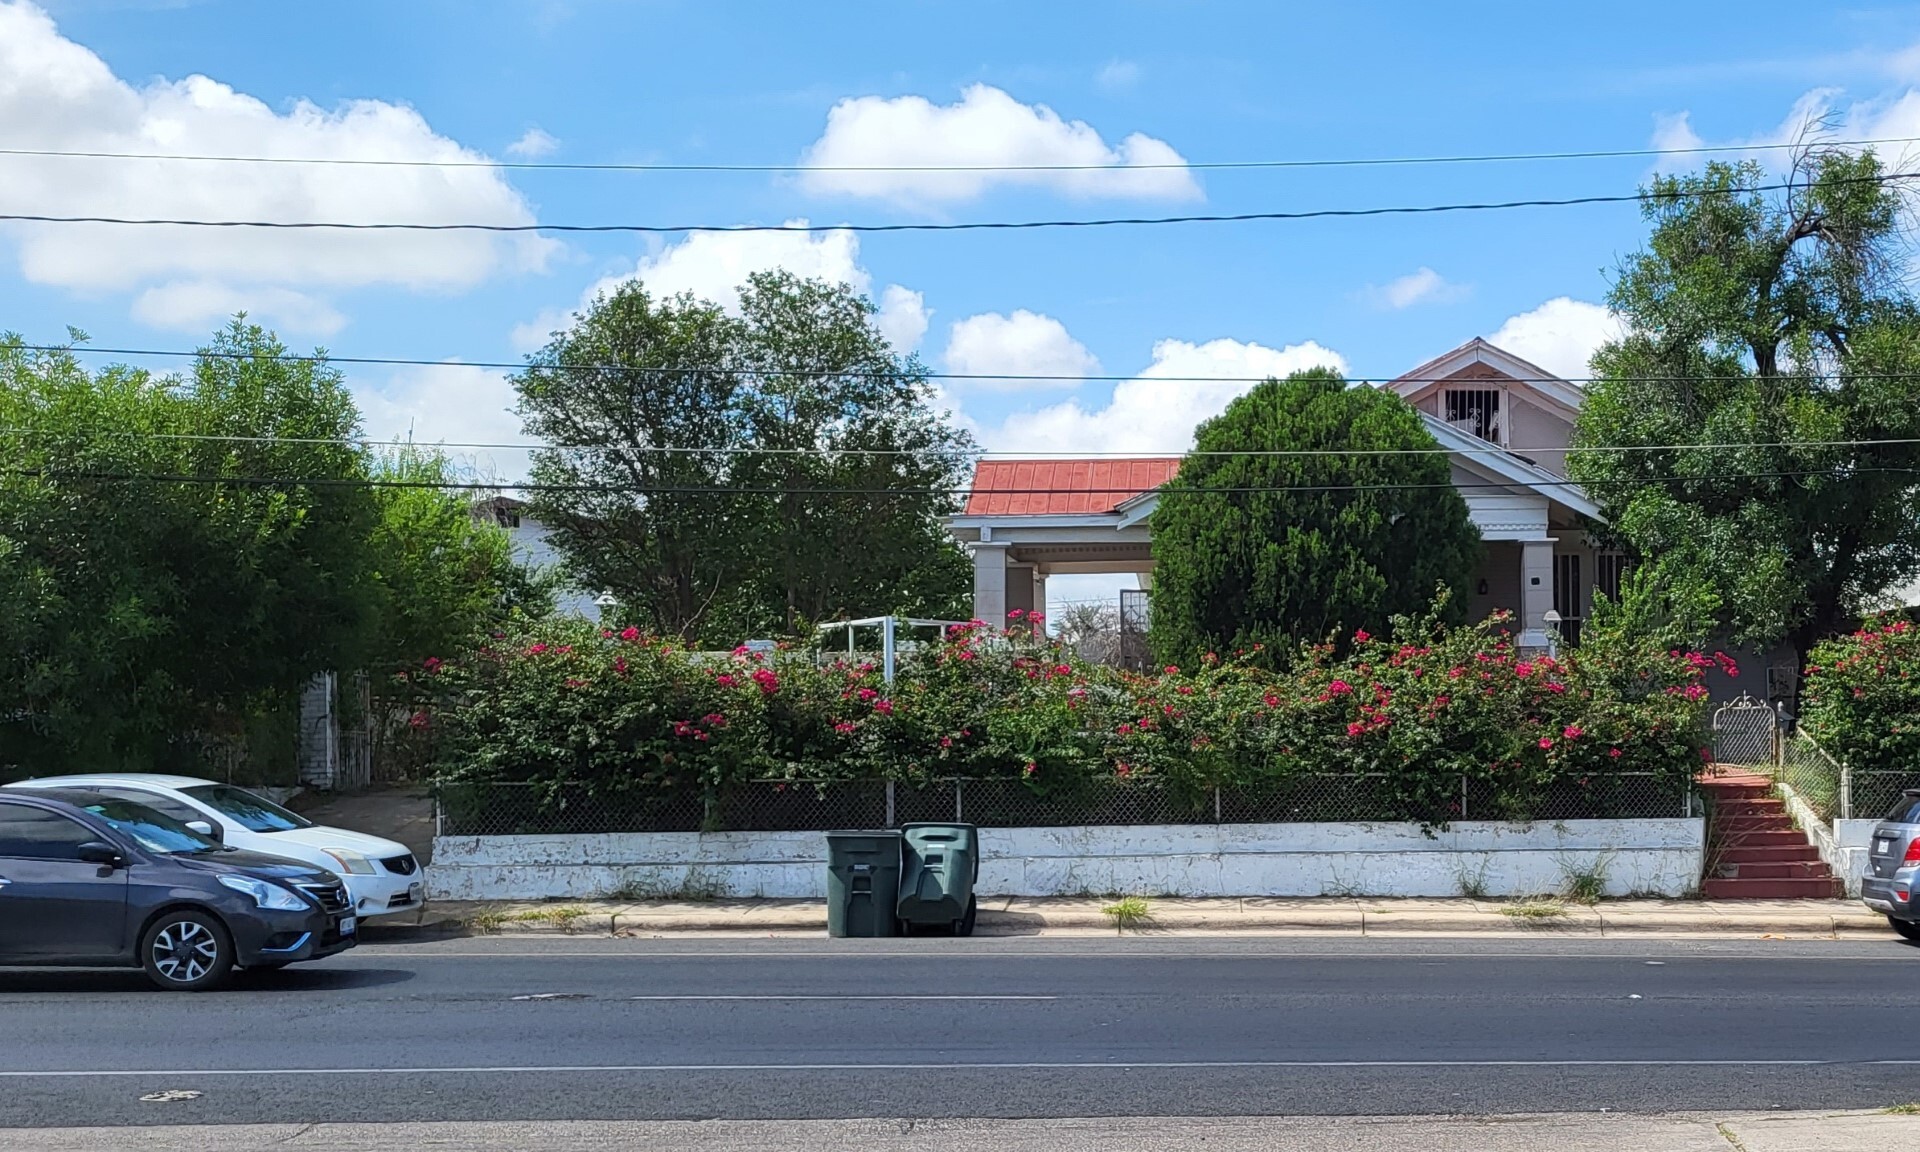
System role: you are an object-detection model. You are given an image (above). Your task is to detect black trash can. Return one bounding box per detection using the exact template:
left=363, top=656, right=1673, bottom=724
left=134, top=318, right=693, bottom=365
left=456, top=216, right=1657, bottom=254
left=825, top=830, right=902, bottom=938
left=896, top=822, right=979, bottom=936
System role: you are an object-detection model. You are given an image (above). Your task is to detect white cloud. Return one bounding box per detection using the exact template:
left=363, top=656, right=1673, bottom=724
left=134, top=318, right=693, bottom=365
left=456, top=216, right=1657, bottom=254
left=943, top=310, right=1097, bottom=389
left=1487, top=297, right=1625, bottom=380
left=131, top=280, right=346, bottom=336
left=1368, top=267, right=1468, bottom=310
left=505, top=127, right=559, bottom=158
left=0, top=1, right=551, bottom=323
left=978, top=336, right=1348, bottom=454
left=352, top=363, right=530, bottom=480
left=873, top=284, right=929, bottom=353
left=1096, top=60, right=1141, bottom=90
left=797, top=84, right=1201, bottom=205
left=557, top=222, right=928, bottom=350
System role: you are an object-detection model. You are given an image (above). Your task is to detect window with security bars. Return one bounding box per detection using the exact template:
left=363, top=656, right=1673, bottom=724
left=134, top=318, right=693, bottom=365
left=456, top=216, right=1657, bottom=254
left=1594, top=552, right=1630, bottom=604
left=1554, top=552, right=1583, bottom=647
left=1443, top=388, right=1502, bottom=443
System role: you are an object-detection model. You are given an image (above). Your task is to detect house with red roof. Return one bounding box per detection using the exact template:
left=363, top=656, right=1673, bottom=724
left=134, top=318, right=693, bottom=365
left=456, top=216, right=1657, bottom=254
left=948, top=338, right=1621, bottom=653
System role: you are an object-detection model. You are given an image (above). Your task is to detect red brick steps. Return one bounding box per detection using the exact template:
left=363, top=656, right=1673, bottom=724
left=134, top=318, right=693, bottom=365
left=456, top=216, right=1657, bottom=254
left=1699, top=769, right=1841, bottom=900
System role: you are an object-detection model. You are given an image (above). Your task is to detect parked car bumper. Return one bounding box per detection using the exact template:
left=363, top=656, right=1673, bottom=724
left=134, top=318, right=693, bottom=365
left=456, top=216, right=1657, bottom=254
left=230, top=905, right=358, bottom=966
left=1861, top=874, right=1917, bottom=919
left=342, top=869, right=428, bottom=919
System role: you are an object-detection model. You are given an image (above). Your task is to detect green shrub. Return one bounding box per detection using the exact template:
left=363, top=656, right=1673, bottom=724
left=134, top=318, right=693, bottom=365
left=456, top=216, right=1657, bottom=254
left=1803, top=617, right=1920, bottom=776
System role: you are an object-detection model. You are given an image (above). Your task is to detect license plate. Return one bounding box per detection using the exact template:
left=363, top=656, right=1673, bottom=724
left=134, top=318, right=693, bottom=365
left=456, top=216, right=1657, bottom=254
left=339, top=916, right=357, bottom=936
left=1879, top=840, right=1893, bottom=854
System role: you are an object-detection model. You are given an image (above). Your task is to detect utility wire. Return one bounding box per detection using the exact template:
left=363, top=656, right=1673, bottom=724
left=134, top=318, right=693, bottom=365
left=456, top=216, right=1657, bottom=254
left=2, top=174, right=1910, bottom=234
left=2, top=134, right=1914, bottom=173
left=3, top=425, right=1914, bottom=460
left=19, top=341, right=1920, bottom=388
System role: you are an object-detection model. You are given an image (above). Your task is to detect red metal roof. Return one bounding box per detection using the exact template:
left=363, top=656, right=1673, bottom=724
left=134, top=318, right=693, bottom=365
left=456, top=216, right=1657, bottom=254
left=962, top=458, right=1183, bottom=517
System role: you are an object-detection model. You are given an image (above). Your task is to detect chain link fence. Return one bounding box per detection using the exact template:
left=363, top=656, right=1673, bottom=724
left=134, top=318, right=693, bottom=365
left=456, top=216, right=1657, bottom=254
left=1849, top=770, right=1920, bottom=822
left=1777, top=728, right=1847, bottom=822
left=435, top=772, right=1693, bottom=837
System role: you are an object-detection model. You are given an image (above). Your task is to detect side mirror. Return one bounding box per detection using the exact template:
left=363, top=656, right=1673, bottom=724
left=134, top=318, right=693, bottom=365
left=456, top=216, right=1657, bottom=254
left=185, top=820, right=220, bottom=841
left=76, top=841, right=124, bottom=869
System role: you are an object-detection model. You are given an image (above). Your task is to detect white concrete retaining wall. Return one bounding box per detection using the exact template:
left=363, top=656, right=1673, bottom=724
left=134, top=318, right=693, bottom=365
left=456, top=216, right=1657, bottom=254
left=1834, top=819, right=1878, bottom=898
left=429, top=818, right=1705, bottom=902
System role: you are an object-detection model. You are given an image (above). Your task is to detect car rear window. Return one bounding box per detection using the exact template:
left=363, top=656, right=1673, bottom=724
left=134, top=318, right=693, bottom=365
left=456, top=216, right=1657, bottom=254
left=1884, top=794, right=1920, bottom=824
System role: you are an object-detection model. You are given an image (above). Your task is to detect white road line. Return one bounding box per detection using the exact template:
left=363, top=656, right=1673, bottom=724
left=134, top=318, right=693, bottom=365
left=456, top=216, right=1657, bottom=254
left=626, top=995, right=1055, bottom=1001
left=369, top=950, right=1906, bottom=961
left=0, top=1059, right=1909, bottom=1078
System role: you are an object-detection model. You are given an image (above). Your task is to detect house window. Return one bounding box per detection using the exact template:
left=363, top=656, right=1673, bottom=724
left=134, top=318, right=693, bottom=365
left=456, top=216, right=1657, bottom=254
left=1553, top=553, right=1583, bottom=647
left=1594, top=552, right=1630, bottom=603
left=1443, top=389, right=1503, bottom=444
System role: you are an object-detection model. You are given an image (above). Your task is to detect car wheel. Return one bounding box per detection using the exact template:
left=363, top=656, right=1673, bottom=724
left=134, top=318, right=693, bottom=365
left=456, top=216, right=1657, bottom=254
left=1890, top=916, right=1920, bottom=942
left=141, top=911, right=234, bottom=991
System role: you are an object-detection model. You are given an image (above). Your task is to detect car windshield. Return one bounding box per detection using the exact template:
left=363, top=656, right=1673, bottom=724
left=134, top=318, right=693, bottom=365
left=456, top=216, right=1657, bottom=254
left=61, top=795, right=221, bottom=855
left=180, top=784, right=313, bottom=833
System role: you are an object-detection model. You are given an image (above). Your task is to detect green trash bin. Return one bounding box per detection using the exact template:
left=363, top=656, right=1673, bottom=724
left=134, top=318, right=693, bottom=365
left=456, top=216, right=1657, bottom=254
left=825, top=830, right=902, bottom=938
left=896, top=822, right=979, bottom=936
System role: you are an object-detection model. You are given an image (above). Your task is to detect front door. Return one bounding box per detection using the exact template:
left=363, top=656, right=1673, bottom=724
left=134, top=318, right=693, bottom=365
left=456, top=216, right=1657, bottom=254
left=0, top=802, right=130, bottom=960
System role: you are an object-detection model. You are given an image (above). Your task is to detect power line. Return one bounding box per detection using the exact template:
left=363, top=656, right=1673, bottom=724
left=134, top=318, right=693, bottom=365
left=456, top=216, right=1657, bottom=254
left=2, top=135, right=1913, bottom=174
left=21, top=341, right=1920, bottom=388
left=5, top=466, right=1909, bottom=496
left=5, top=425, right=1914, bottom=460
left=2, top=174, right=1908, bottom=235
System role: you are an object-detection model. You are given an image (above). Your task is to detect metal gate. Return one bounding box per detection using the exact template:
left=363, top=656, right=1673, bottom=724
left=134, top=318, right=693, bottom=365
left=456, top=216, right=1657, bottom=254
left=1117, top=589, right=1151, bottom=673
left=1711, top=693, right=1776, bottom=766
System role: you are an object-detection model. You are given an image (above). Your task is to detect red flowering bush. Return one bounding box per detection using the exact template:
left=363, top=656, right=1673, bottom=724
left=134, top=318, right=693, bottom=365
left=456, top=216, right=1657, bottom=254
left=1804, top=615, right=1920, bottom=776
left=428, top=598, right=1719, bottom=825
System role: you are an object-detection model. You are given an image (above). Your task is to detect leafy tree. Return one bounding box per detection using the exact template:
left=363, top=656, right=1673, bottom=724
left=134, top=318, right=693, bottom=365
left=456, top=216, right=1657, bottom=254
left=1570, top=149, right=1920, bottom=660
left=513, top=272, right=975, bottom=644
left=364, top=447, right=538, bottom=672
left=1148, top=368, right=1480, bottom=661
left=0, top=323, right=382, bottom=773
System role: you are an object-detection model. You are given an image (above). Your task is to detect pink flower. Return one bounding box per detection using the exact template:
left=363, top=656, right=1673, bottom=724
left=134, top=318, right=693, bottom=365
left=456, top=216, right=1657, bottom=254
left=693, top=731, right=711, bottom=742
left=1007, top=609, right=1025, bottom=620
left=1328, top=679, right=1353, bottom=695
left=834, top=721, right=857, bottom=734
left=423, top=657, right=443, bottom=673
left=526, top=643, right=549, bottom=655
left=1117, top=723, right=1135, bottom=735
left=702, top=713, right=727, bottom=727
left=565, top=677, right=588, bottom=688
left=1538, top=736, right=1554, bottom=750
left=1022, top=762, right=1038, bottom=778
left=1447, top=666, right=1465, bottom=679
left=673, top=721, right=693, bottom=737
left=1700, top=747, right=1714, bottom=762
left=751, top=667, right=780, bottom=694
left=716, top=673, right=738, bottom=688
left=407, top=711, right=430, bottom=730
left=1608, top=748, right=1623, bottom=759
left=614, top=657, right=628, bottom=675
left=873, top=699, right=894, bottom=715
left=619, top=626, right=641, bottom=642
left=1164, top=665, right=1180, bottom=675
left=1346, top=722, right=1366, bottom=737
left=1562, top=725, right=1583, bottom=740
left=1354, top=629, right=1371, bottom=643
left=1027, top=612, right=1045, bottom=623
left=856, top=687, right=878, bottom=701
left=1515, top=662, right=1534, bottom=678
left=1544, top=682, right=1567, bottom=694
left=939, top=737, right=953, bottom=749
left=1262, top=694, right=1281, bottom=707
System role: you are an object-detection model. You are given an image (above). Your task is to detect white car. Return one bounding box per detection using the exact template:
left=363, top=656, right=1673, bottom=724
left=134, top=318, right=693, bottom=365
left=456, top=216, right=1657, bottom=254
left=4, top=774, right=427, bottom=919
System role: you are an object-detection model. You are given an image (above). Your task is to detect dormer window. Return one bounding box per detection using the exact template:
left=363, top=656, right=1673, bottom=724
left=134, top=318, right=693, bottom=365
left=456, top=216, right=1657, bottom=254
left=1444, top=388, right=1503, bottom=444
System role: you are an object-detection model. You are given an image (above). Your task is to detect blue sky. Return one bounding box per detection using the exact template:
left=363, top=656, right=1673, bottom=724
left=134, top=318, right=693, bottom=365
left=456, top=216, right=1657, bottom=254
left=5, top=0, right=1920, bottom=603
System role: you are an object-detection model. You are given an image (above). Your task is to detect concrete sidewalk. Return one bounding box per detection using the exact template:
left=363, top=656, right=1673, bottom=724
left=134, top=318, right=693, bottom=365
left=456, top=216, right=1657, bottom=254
left=363, top=894, right=1896, bottom=940
left=12, top=1113, right=1920, bottom=1151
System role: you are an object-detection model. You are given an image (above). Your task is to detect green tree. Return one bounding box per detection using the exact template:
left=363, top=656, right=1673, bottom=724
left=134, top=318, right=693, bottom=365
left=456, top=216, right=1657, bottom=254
left=0, top=323, right=383, bottom=773
left=1148, top=368, right=1480, bottom=661
left=364, top=447, right=539, bottom=672
left=1571, top=149, right=1920, bottom=659
left=513, top=272, right=975, bottom=643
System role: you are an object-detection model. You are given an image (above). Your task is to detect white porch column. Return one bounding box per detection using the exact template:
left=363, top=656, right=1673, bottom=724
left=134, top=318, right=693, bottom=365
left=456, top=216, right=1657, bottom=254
left=1031, top=568, right=1047, bottom=625
left=970, top=542, right=1011, bottom=624
left=1517, top=539, right=1554, bottom=650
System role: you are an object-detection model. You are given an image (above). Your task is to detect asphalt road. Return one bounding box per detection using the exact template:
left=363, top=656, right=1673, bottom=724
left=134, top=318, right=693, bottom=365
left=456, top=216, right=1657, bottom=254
left=2, top=936, right=1917, bottom=1128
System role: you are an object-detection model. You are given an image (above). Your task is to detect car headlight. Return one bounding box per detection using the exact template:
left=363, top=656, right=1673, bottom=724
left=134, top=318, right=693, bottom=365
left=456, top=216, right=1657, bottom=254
left=321, top=849, right=377, bottom=876
left=218, top=874, right=309, bottom=911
